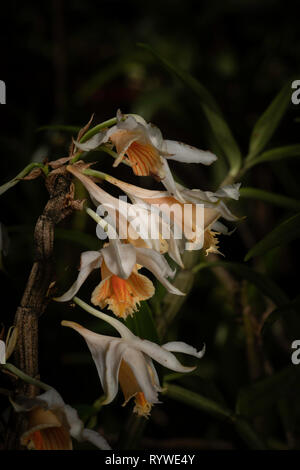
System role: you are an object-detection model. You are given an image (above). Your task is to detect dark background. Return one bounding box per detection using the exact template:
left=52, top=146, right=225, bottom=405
left=1, top=0, right=300, bottom=450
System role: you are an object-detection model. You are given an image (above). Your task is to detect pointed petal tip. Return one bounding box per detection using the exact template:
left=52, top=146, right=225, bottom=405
left=196, top=343, right=206, bottom=358
left=61, top=320, right=82, bottom=331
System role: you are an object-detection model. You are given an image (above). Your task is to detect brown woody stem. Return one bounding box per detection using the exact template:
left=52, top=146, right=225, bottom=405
left=5, top=167, right=75, bottom=449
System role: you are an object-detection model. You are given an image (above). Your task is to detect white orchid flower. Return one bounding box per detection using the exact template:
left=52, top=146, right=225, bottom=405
left=92, top=173, right=222, bottom=250
left=12, top=388, right=111, bottom=450
left=67, top=164, right=183, bottom=267
left=176, top=181, right=241, bottom=222
left=97, top=173, right=241, bottom=251
left=62, top=302, right=205, bottom=417
left=55, top=240, right=184, bottom=318
left=73, top=110, right=217, bottom=182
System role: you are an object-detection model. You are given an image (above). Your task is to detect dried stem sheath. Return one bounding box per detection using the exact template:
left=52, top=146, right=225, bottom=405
left=5, top=167, right=75, bottom=449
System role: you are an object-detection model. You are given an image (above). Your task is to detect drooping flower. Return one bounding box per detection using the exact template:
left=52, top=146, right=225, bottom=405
left=74, top=111, right=217, bottom=181
left=93, top=173, right=240, bottom=251
left=62, top=304, right=205, bottom=417
left=67, top=164, right=184, bottom=267
left=91, top=259, right=155, bottom=319
left=55, top=241, right=184, bottom=318
left=175, top=181, right=241, bottom=222
left=12, top=388, right=111, bottom=450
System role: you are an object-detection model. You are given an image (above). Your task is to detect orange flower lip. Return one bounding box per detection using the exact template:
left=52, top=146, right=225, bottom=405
left=91, top=261, right=155, bottom=318
left=122, top=140, right=162, bottom=177
left=20, top=407, right=73, bottom=450
left=29, top=430, right=44, bottom=450
left=118, top=360, right=152, bottom=417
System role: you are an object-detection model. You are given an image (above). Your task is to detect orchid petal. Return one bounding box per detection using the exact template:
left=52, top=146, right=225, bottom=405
left=38, top=388, right=111, bottom=450
left=164, top=140, right=217, bottom=165
left=135, top=246, right=175, bottom=278
left=102, top=240, right=136, bottom=279
left=74, top=131, right=108, bottom=152
left=126, top=113, right=147, bottom=126
left=38, top=388, right=65, bottom=409
left=133, top=338, right=196, bottom=373
left=67, top=166, right=141, bottom=240
left=211, top=220, right=229, bottom=233
left=39, top=389, right=85, bottom=439
left=63, top=404, right=84, bottom=438
left=55, top=251, right=102, bottom=302
left=207, top=208, right=222, bottom=227
left=103, top=340, right=128, bottom=404
left=122, top=348, right=160, bottom=404
left=62, top=321, right=113, bottom=385
left=81, top=429, right=111, bottom=450
left=160, top=159, right=186, bottom=201
left=180, top=188, right=219, bottom=204
left=157, top=276, right=185, bottom=296
left=161, top=219, right=184, bottom=268
left=67, top=166, right=118, bottom=208
left=135, top=246, right=185, bottom=295
left=106, top=174, right=166, bottom=200
left=146, top=123, right=164, bottom=150
left=118, top=115, right=142, bottom=131
left=145, top=356, right=162, bottom=391
left=162, top=341, right=206, bottom=359
left=214, top=183, right=241, bottom=200
left=61, top=320, right=125, bottom=404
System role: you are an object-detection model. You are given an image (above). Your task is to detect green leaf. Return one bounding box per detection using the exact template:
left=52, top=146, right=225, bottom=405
left=233, top=417, right=267, bottom=450
left=138, top=43, right=241, bottom=176
left=0, top=163, right=47, bottom=196
left=125, top=301, right=159, bottom=343
left=247, top=82, right=292, bottom=160
left=165, top=384, right=266, bottom=449
left=193, top=261, right=289, bottom=306
left=240, top=187, right=300, bottom=211
left=245, top=212, right=300, bottom=261
left=245, top=144, right=300, bottom=169
left=236, top=367, right=300, bottom=418
left=164, top=383, right=232, bottom=420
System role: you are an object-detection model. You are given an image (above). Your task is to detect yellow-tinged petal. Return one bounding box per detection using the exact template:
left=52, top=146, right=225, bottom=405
left=118, top=360, right=152, bottom=418
left=109, top=128, right=163, bottom=177
left=21, top=408, right=72, bottom=450
left=91, top=262, right=155, bottom=318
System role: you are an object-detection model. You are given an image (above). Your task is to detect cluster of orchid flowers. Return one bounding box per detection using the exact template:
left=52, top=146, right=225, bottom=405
left=3, top=111, right=241, bottom=450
